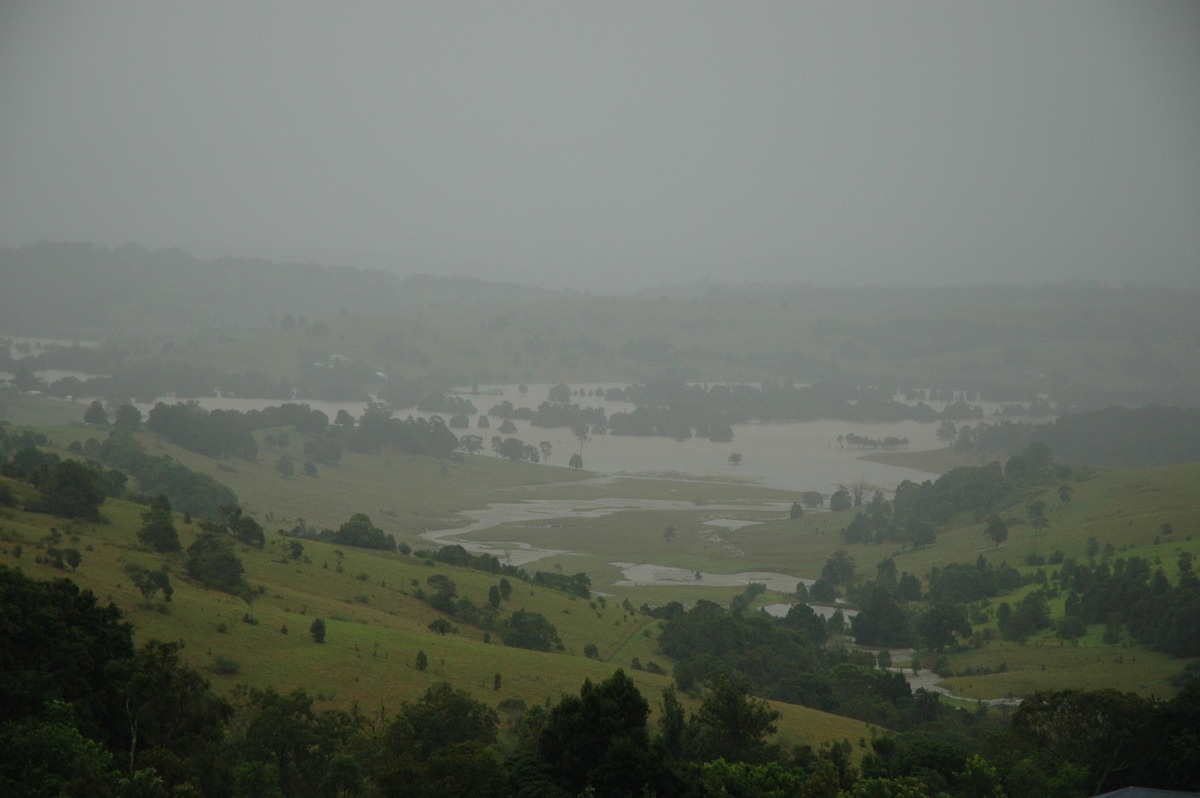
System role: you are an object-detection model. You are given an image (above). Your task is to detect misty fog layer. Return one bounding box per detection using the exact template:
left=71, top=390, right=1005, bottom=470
left=2, top=1, right=1198, bottom=291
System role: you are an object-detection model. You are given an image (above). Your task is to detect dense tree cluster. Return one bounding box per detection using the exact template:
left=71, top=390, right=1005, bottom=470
left=130, top=399, right=462, bottom=467
left=490, top=436, right=541, bottom=463
left=501, top=609, right=562, bottom=651
left=1059, top=554, right=1200, bottom=657
left=838, top=444, right=1068, bottom=553
left=184, top=532, right=245, bottom=593
left=532, top=570, right=591, bottom=598
left=413, top=544, right=527, bottom=582
left=88, top=429, right=238, bottom=521
left=137, top=494, right=180, bottom=552
left=841, top=432, right=910, bottom=449
left=0, top=428, right=123, bottom=521
left=333, top=404, right=459, bottom=459
left=956, top=405, right=1200, bottom=467
left=416, top=392, right=477, bottom=415
left=925, top=557, right=1026, bottom=604
left=146, top=401, right=259, bottom=459
left=324, top=512, right=396, bottom=552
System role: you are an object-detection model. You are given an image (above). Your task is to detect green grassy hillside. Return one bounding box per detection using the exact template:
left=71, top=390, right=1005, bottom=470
left=0, top=472, right=874, bottom=755
left=4, top=408, right=1199, bottom=746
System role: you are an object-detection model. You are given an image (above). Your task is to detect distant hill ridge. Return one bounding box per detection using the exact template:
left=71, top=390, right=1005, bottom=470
left=0, top=242, right=557, bottom=335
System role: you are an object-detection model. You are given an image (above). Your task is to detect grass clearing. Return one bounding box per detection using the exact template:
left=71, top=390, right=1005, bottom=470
left=937, top=638, right=1191, bottom=700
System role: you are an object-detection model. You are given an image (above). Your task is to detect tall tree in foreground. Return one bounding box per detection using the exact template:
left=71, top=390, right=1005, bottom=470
left=688, top=675, right=780, bottom=764
left=538, top=669, right=667, bottom=798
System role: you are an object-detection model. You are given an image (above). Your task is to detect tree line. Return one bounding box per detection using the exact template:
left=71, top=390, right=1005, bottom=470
left=955, top=405, right=1200, bottom=467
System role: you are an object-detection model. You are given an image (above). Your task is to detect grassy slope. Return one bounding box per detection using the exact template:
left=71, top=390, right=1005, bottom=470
left=0, top=393, right=85, bottom=427
left=0, top=469, right=871, bottom=755
left=7, top=401, right=1200, bottom=722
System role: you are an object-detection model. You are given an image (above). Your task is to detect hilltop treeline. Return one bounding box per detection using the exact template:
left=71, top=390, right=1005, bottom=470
left=0, top=242, right=551, bottom=335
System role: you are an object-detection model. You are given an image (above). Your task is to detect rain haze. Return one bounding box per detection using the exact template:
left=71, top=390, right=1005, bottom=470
left=2, top=1, right=1198, bottom=292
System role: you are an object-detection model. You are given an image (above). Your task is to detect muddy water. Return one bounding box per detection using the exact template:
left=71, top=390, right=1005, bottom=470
left=466, top=383, right=946, bottom=493
left=420, top=497, right=795, bottom=568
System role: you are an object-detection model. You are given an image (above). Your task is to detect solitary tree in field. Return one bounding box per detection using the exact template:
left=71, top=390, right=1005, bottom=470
left=63, top=548, right=83, bottom=572
left=428, top=618, right=456, bottom=635
left=571, top=423, right=590, bottom=458
left=829, top=486, right=852, bottom=512
left=1027, top=500, right=1049, bottom=534
left=84, top=401, right=108, bottom=425
left=985, top=515, right=1009, bottom=549
left=850, top=478, right=871, bottom=507
left=129, top=566, right=172, bottom=607
left=310, top=618, right=326, bottom=643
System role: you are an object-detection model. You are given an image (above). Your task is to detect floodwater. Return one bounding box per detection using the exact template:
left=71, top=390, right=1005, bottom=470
left=421, top=496, right=842, bottom=601
left=614, top=564, right=806, bottom=593
left=39, top=380, right=952, bottom=493
left=462, top=382, right=946, bottom=494
left=420, top=496, right=795, bottom=567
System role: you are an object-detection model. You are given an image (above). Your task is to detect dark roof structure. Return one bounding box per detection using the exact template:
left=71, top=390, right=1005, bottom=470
left=1092, top=789, right=1200, bottom=798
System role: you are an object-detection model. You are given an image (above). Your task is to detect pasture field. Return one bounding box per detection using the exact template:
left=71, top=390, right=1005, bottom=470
left=0, top=476, right=877, bottom=754
left=937, top=639, right=1186, bottom=700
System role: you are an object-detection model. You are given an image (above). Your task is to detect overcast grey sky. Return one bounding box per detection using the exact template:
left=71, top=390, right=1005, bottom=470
left=2, top=2, right=1197, bottom=292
